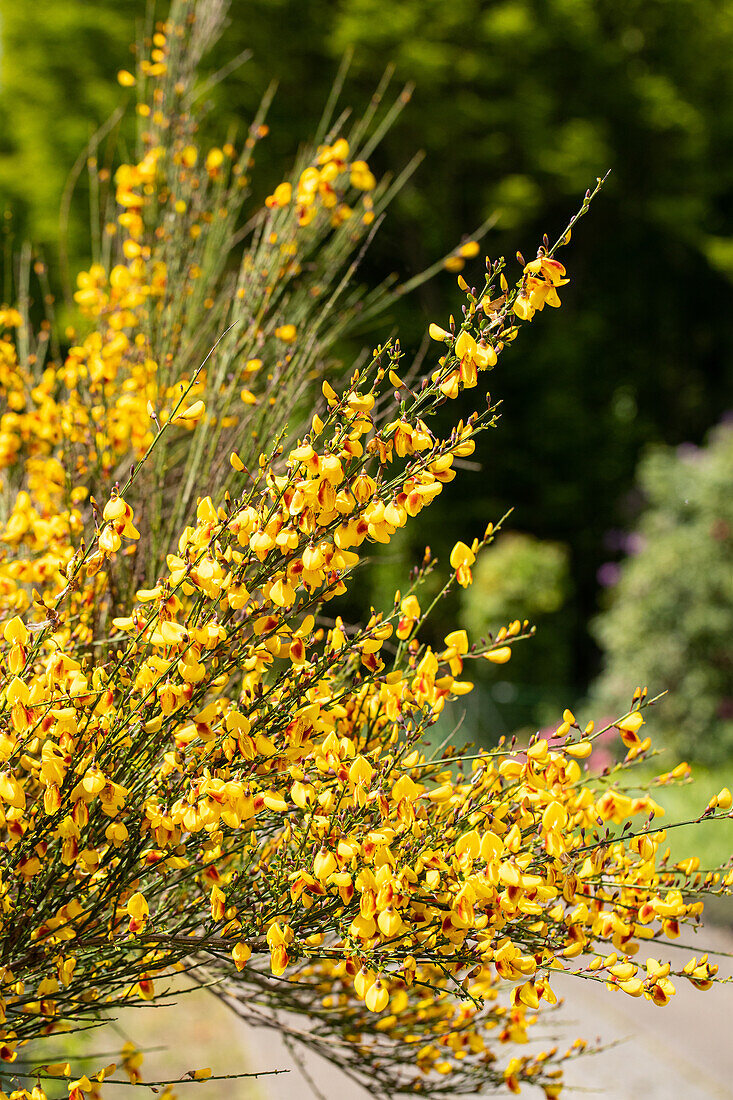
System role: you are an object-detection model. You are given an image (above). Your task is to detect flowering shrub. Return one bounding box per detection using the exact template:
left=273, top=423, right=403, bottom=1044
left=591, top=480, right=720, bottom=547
left=0, top=3, right=730, bottom=1098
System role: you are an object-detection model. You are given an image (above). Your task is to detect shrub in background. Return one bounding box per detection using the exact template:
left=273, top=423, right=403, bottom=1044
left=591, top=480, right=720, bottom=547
left=591, top=423, right=733, bottom=765
left=460, top=531, right=571, bottom=735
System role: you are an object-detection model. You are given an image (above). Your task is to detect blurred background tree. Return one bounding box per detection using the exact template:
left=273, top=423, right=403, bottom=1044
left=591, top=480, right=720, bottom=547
left=1, top=0, right=732, bottom=737
left=590, top=422, right=733, bottom=766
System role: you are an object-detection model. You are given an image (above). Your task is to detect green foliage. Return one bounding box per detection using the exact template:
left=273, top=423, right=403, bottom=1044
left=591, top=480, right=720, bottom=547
left=459, top=532, right=572, bottom=736
left=0, top=1, right=143, bottom=278
left=591, top=424, right=733, bottom=765
left=462, top=532, right=569, bottom=628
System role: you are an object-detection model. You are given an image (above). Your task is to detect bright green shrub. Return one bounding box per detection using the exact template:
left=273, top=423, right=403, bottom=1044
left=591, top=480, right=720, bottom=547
left=460, top=532, right=571, bottom=732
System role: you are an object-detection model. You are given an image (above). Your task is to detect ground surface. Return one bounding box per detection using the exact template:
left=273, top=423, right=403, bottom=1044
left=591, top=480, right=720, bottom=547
left=243, top=921, right=733, bottom=1100
left=51, top=919, right=733, bottom=1098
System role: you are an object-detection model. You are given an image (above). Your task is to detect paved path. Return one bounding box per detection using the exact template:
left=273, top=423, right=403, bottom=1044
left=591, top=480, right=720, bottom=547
left=242, top=922, right=733, bottom=1099
left=94, top=920, right=733, bottom=1098
left=549, top=924, right=733, bottom=1100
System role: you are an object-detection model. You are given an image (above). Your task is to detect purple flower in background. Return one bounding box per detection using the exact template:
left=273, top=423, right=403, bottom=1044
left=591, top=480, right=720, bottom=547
left=624, top=532, right=646, bottom=556
left=597, top=561, right=621, bottom=587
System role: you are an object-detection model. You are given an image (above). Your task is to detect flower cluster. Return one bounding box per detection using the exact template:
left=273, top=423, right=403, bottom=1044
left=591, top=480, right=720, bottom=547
left=266, top=136, right=377, bottom=228
left=0, top=3, right=729, bottom=1099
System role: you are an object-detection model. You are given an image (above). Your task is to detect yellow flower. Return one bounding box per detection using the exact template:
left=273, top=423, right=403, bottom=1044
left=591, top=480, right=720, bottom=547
left=266, top=181, right=293, bottom=208
left=174, top=399, right=206, bottom=423
left=450, top=540, right=476, bottom=586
